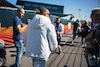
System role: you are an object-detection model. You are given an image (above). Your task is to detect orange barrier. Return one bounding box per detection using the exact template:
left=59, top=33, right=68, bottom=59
left=0, top=24, right=73, bottom=46
left=0, top=26, right=13, bottom=45
left=63, top=24, right=73, bottom=33
left=0, top=27, right=6, bottom=31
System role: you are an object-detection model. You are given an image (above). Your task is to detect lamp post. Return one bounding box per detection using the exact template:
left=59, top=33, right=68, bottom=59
left=98, top=0, right=100, bottom=7
left=79, top=9, right=81, bottom=21
left=85, top=11, right=86, bottom=20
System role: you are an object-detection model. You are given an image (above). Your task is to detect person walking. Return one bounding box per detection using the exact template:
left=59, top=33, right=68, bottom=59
left=72, top=19, right=79, bottom=43
left=13, top=8, right=29, bottom=67
left=81, top=21, right=91, bottom=43
left=53, top=17, right=64, bottom=54
left=24, top=7, right=58, bottom=67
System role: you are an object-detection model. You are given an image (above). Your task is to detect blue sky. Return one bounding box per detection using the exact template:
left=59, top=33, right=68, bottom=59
left=7, top=0, right=99, bottom=21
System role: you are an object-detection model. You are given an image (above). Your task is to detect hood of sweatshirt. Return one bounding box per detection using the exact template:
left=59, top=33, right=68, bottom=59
left=28, top=14, right=51, bottom=29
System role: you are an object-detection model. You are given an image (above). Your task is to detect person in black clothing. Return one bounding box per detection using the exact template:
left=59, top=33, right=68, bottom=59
left=72, top=19, right=79, bottom=43
left=81, top=21, right=91, bottom=43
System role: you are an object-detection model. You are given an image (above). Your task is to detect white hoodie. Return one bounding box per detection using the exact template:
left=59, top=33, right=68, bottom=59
left=24, top=14, right=58, bottom=61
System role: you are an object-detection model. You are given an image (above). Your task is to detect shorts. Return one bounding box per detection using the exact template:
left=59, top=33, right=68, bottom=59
left=57, top=36, right=61, bottom=45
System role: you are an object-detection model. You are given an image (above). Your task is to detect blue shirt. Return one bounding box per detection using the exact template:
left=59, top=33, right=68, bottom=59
left=13, top=16, right=24, bottom=41
left=54, top=23, right=64, bottom=32
left=53, top=23, right=64, bottom=36
left=90, top=23, right=99, bottom=31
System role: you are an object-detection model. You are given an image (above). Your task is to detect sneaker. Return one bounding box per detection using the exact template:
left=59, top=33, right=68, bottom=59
left=65, top=40, right=67, bottom=43
left=58, top=50, right=62, bottom=54
left=76, top=36, right=78, bottom=38
left=72, top=41, right=74, bottom=44
left=63, top=41, right=67, bottom=44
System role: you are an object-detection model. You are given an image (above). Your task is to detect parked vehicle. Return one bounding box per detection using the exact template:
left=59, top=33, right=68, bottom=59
left=0, top=39, right=6, bottom=67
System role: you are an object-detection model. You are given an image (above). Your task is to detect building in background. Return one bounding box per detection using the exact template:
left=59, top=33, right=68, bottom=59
left=16, top=0, right=64, bottom=13
left=0, top=0, right=74, bottom=46
left=16, top=0, right=70, bottom=17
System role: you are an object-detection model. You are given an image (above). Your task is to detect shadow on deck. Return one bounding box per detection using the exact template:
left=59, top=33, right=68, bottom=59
left=46, top=30, right=88, bottom=67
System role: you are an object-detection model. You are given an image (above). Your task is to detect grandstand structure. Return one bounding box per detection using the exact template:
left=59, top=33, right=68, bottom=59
left=16, top=0, right=69, bottom=17
left=0, top=0, right=74, bottom=46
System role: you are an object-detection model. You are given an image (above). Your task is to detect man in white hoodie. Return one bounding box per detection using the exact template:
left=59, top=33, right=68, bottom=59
left=24, top=7, right=58, bottom=67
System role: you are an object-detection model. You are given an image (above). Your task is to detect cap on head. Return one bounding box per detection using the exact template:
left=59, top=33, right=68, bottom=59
left=92, top=8, right=100, bottom=14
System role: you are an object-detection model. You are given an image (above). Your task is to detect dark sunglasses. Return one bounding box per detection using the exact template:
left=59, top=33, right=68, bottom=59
left=47, top=13, right=50, bottom=16
left=91, top=14, right=99, bottom=17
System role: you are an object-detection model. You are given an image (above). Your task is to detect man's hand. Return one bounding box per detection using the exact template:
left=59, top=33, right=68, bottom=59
left=57, top=31, right=60, bottom=34
left=26, top=19, right=30, bottom=24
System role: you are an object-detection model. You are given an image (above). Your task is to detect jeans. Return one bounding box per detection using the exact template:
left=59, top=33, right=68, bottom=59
left=32, top=59, right=46, bottom=67
left=88, top=54, right=97, bottom=66
left=73, top=30, right=77, bottom=36
left=14, top=40, right=24, bottom=67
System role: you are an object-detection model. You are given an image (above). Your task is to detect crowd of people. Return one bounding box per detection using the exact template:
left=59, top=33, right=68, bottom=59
left=7, top=7, right=100, bottom=67
left=13, top=7, right=63, bottom=67
left=72, top=8, right=100, bottom=67
left=85, top=8, right=100, bottom=67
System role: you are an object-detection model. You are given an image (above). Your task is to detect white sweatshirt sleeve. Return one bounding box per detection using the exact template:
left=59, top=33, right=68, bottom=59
left=48, top=25, right=58, bottom=52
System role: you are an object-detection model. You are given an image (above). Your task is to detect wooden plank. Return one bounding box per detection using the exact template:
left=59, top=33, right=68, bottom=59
left=77, top=48, right=83, bottom=54
left=77, top=38, right=82, bottom=47
left=46, top=54, right=58, bottom=67
left=21, top=56, right=33, bottom=67
left=58, top=54, right=70, bottom=67
left=74, top=54, right=81, bottom=67
left=49, top=53, right=65, bottom=67
left=61, top=45, right=67, bottom=51
left=67, top=46, right=74, bottom=53
left=61, top=34, right=72, bottom=45
left=46, top=33, right=72, bottom=67
left=62, top=46, right=70, bottom=53
left=46, top=30, right=88, bottom=67
left=72, top=47, right=79, bottom=54
left=46, top=44, right=70, bottom=67
left=66, top=54, right=76, bottom=67
left=81, top=55, right=88, bottom=67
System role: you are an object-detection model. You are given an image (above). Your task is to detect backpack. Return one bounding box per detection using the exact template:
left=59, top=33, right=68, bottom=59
left=86, top=29, right=99, bottom=56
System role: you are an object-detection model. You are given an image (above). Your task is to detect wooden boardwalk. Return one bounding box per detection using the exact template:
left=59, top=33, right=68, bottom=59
left=5, top=30, right=88, bottom=67
left=46, top=31, right=88, bottom=67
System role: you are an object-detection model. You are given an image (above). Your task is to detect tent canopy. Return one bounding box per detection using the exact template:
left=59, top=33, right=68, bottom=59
left=0, top=0, right=17, bottom=8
